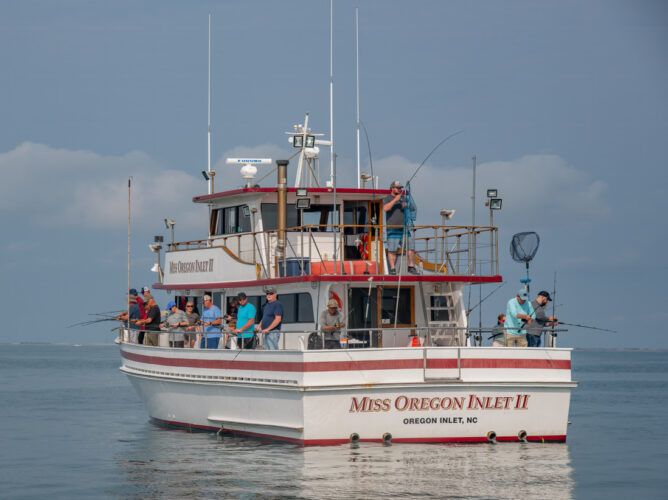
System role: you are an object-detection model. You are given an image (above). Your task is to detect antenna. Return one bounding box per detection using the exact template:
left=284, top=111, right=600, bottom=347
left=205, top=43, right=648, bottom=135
left=329, top=0, right=334, bottom=187
left=355, top=8, right=360, bottom=189
left=207, top=14, right=212, bottom=195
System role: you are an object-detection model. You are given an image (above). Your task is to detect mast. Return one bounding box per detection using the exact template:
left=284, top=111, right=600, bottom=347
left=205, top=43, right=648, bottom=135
left=355, top=8, right=360, bottom=188
left=329, top=0, right=334, bottom=187
left=207, top=14, right=212, bottom=195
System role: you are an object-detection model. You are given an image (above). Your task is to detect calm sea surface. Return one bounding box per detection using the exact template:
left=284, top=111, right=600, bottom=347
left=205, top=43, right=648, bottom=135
left=0, top=346, right=666, bottom=499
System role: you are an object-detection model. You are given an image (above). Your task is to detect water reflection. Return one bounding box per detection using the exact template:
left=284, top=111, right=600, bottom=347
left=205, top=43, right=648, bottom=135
left=115, top=426, right=573, bottom=499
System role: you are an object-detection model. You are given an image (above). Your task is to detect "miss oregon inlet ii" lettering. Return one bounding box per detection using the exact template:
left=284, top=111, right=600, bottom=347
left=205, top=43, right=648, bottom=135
left=348, top=394, right=531, bottom=413
left=169, top=258, right=214, bottom=274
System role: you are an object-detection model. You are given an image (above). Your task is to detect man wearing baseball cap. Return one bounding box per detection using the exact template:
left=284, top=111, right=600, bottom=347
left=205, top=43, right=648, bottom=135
left=383, top=180, right=418, bottom=275
left=503, top=288, right=535, bottom=347
left=231, top=292, right=257, bottom=349
left=257, top=287, right=283, bottom=350
left=526, top=291, right=558, bottom=347
left=200, top=294, right=222, bottom=349
left=160, top=301, right=188, bottom=348
left=318, top=299, right=345, bottom=349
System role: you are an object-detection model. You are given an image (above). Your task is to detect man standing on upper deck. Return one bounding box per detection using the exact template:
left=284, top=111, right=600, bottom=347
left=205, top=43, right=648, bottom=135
left=383, top=180, right=418, bottom=275
left=526, top=291, right=558, bottom=347
left=504, top=289, right=534, bottom=348
left=200, top=294, right=222, bottom=349
left=231, top=292, right=257, bottom=349
left=258, top=287, right=283, bottom=350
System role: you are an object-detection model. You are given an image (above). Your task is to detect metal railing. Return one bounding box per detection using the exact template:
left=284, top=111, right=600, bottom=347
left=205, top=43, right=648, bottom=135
left=166, top=223, right=499, bottom=278
left=120, top=325, right=567, bottom=350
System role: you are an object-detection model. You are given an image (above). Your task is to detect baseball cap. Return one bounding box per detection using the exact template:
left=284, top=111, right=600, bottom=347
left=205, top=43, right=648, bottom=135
left=203, top=294, right=212, bottom=302
left=129, top=288, right=138, bottom=296
left=264, top=287, right=277, bottom=294
left=142, top=286, right=150, bottom=293
left=518, top=288, right=529, bottom=300
left=237, top=292, right=247, bottom=300
left=538, top=291, right=552, bottom=301
left=166, top=301, right=176, bottom=309
left=327, top=299, right=339, bottom=308
left=390, top=180, right=403, bottom=189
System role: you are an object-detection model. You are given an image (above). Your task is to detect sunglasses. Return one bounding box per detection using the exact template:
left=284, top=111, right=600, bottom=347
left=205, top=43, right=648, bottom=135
left=186, top=305, right=194, bottom=308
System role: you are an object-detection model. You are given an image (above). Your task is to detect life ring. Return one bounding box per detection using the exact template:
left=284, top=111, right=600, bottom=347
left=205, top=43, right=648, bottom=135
left=328, top=291, right=343, bottom=309
left=358, top=233, right=370, bottom=260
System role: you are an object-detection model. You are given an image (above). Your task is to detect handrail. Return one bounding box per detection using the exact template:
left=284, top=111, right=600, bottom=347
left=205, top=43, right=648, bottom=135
left=120, top=325, right=568, bottom=350
left=165, top=222, right=498, bottom=278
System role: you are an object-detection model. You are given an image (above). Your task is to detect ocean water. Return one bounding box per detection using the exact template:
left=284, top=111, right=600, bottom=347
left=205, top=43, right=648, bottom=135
left=0, top=346, right=666, bottom=499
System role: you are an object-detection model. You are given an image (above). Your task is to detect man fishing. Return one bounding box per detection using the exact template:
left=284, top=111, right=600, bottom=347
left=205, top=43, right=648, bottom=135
left=526, top=291, right=558, bottom=347
left=383, top=180, right=418, bottom=275
left=504, top=288, right=534, bottom=347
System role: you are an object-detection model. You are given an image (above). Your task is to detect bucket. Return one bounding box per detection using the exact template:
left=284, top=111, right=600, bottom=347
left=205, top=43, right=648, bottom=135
left=278, top=257, right=310, bottom=277
left=158, top=332, right=170, bottom=347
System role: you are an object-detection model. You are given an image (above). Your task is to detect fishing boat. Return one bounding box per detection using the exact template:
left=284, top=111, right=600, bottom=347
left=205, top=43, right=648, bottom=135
left=118, top=110, right=576, bottom=444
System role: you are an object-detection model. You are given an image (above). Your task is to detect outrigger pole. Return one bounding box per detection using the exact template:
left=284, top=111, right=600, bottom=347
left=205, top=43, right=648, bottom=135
left=127, top=177, right=131, bottom=329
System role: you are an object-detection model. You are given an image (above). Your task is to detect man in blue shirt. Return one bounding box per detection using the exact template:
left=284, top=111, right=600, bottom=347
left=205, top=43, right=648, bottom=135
left=504, top=288, right=535, bottom=347
left=231, top=292, right=256, bottom=349
left=200, top=294, right=222, bottom=349
left=258, top=287, right=283, bottom=350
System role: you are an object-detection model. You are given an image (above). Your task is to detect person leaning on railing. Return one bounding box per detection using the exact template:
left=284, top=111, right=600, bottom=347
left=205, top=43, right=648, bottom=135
left=490, top=314, right=507, bottom=347
left=160, top=301, right=188, bottom=348
left=230, top=292, right=257, bottom=349
left=184, top=301, right=201, bottom=348
left=257, top=287, right=283, bottom=350
left=319, top=299, right=345, bottom=349
left=200, top=294, right=223, bottom=349
left=503, top=289, right=534, bottom=348
left=136, top=294, right=161, bottom=346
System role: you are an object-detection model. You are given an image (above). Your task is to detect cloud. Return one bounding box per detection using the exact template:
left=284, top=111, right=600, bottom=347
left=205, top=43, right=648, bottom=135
left=369, top=154, right=610, bottom=228
left=0, top=142, right=206, bottom=229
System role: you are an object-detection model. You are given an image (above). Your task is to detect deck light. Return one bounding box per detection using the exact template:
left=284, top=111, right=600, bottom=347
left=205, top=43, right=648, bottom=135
left=293, top=135, right=304, bottom=148
left=296, top=188, right=308, bottom=197
left=201, top=170, right=210, bottom=181
left=489, top=198, right=502, bottom=210
left=164, top=219, right=175, bottom=245
left=305, top=135, right=316, bottom=148
left=487, top=189, right=498, bottom=198
left=296, top=198, right=311, bottom=209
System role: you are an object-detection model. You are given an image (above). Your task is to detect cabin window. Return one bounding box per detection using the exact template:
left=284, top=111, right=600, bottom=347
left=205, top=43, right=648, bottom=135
left=300, top=204, right=338, bottom=231
left=210, top=205, right=251, bottom=235
left=430, top=295, right=455, bottom=322
left=261, top=203, right=299, bottom=230
left=381, top=287, right=413, bottom=326
left=243, top=293, right=314, bottom=324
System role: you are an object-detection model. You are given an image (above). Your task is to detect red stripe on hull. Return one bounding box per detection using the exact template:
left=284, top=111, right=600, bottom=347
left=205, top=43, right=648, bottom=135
left=151, top=417, right=566, bottom=444
left=123, top=350, right=570, bottom=372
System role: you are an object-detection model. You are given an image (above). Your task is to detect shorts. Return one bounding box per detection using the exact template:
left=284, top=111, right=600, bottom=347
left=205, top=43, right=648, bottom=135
left=506, top=335, right=528, bottom=348
left=386, top=233, right=414, bottom=253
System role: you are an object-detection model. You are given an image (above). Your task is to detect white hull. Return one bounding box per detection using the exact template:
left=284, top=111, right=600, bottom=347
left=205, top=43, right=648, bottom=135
left=121, top=343, right=575, bottom=444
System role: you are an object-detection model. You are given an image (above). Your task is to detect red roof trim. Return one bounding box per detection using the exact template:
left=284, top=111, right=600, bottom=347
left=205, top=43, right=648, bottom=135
left=153, top=274, right=503, bottom=291
left=193, top=186, right=391, bottom=203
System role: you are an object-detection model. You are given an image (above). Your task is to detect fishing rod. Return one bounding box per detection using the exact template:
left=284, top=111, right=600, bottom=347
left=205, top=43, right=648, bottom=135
left=67, top=317, right=119, bottom=328
left=403, top=130, right=464, bottom=187
left=555, top=321, right=617, bottom=333
left=466, top=281, right=506, bottom=315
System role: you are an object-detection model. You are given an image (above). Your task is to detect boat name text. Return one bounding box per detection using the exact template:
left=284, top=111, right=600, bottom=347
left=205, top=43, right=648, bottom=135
left=348, top=394, right=530, bottom=413
left=169, top=259, right=215, bottom=274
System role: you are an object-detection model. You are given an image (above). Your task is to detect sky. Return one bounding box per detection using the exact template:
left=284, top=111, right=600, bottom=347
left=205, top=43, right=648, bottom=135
left=0, top=0, right=666, bottom=347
